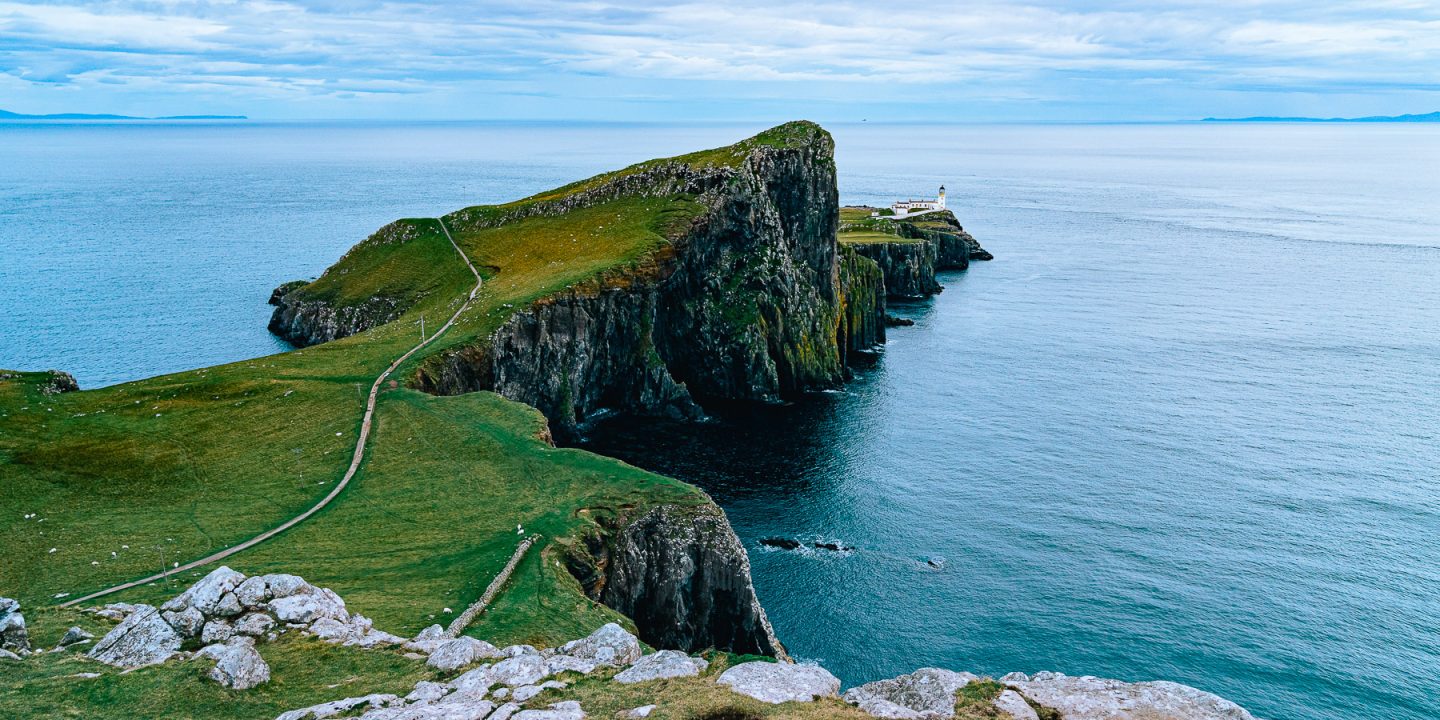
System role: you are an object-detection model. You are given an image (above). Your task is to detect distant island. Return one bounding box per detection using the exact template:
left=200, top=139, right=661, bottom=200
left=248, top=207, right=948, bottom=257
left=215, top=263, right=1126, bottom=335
left=1203, top=111, right=1439, bottom=123
left=0, top=108, right=246, bottom=121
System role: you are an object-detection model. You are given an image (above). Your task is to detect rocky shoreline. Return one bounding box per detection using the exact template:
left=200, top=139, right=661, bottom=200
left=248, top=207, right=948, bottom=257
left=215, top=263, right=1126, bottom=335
left=2, top=571, right=1257, bottom=719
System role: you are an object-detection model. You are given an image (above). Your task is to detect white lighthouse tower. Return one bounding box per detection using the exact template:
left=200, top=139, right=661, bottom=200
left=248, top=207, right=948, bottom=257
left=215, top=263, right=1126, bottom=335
left=936, top=185, right=946, bottom=210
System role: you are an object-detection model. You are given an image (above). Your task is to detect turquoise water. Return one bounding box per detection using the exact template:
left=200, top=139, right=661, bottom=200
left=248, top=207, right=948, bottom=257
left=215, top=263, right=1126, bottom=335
left=3, top=121, right=1438, bottom=720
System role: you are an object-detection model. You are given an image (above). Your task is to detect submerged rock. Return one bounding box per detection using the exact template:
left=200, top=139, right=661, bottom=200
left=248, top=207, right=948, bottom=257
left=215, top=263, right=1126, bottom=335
left=759, top=537, right=801, bottom=550
left=718, top=661, right=840, bottom=704
left=613, top=650, right=708, bottom=684
left=842, top=667, right=977, bottom=718
left=89, top=605, right=181, bottom=668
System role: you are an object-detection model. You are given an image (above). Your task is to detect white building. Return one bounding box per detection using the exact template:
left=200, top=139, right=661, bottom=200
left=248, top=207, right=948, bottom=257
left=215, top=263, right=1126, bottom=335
left=883, top=186, right=946, bottom=218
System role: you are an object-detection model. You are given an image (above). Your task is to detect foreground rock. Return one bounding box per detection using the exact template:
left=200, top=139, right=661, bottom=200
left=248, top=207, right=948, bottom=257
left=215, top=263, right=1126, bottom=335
left=842, top=667, right=977, bottom=719
left=196, top=636, right=271, bottom=689
left=88, top=604, right=181, bottom=668
left=1002, top=672, right=1257, bottom=720
left=613, top=650, right=708, bottom=684
left=426, top=636, right=504, bottom=671
left=556, top=623, right=642, bottom=667
left=993, top=689, right=1039, bottom=720
left=0, top=597, right=29, bottom=653
left=718, top=661, right=840, bottom=704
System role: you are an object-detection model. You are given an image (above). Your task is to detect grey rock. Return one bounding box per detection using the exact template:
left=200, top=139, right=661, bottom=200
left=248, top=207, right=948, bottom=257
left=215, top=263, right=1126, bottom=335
left=163, top=607, right=205, bottom=638
left=841, top=667, right=977, bottom=718
left=625, top=706, right=656, bottom=719
left=234, top=612, right=276, bottom=637
left=161, top=566, right=246, bottom=615
left=71, top=671, right=102, bottom=678
left=0, top=648, right=21, bottom=662
left=235, top=576, right=270, bottom=607
left=614, top=650, right=708, bottom=684
left=557, top=623, right=641, bottom=667
left=201, top=618, right=235, bottom=644
left=0, top=598, right=29, bottom=653
left=491, top=687, right=510, bottom=700
left=57, top=626, right=94, bottom=648
left=489, top=703, right=522, bottom=720
left=261, top=574, right=312, bottom=599
left=993, top=689, right=1039, bottom=720
left=427, top=636, right=504, bottom=672
left=1006, top=672, right=1257, bottom=720
left=403, top=624, right=448, bottom=654
left=488, top=653, right=549, bottom=686
left=196, top=636, right=270, bottom=690
left=277, top=693, right=399, bottom=720
left=512, top=701, right=585, bottom=720
left=404, top=681, right=450, bottom=704
left=501, top=644, right=539, bottom=657
left=309, top=617, right=357, bottom=643
left=718, top=661, right=840, bottom=704
left=89, top=605, right=182, bottom=668
left=214, top=591, right=244, bottom=617
left=544, top=654, right=599, bottom=676
left=511, top=685, right=544, bottom=703
left=269, top=586, right=347, bottom=624
left=447, top=664, right=496, bottom=696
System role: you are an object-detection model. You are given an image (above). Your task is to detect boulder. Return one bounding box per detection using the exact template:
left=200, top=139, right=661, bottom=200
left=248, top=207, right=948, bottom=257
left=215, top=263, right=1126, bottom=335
left=0, top=649, right=21, bottom=662
left=625, top=706, right=656, bottom=719
left=718, top=661, right=840, bottom=704
left=269, top=586, right=347, bottom=624
left=196, top=636, right=270, bottom=690
left=993, top=689, right=1039, bottom=720
left=163, top=607, right=205, bottom=638
left=403, top=624, right=448, bottom=654
left=512, top=701, right=585, bottom=720
left=234, top=576, right=270, bottom=607
left=234, top=612, right=276, bottom=637
left=842, top=667, right=977, bottom=718
left=276, top=693, right=399, bottom=720
left=556, top=623, right=640, bottom=666
left=309, top=617, right=357, bottom=643
left=201, top=618, right=236, bottom=644
left=56, top=626, right=94, bottom=648
left=261, top=574, right=312, bottom=599
left=614, top=650, right=708, bottom=684
left=89, top=605, right=182, bottom=668
left=350, top=628, right=407, bottom=649
left=404, top=680, right=451, bottom=704
left=0, top=598, right=30, bottom=653
left=488, top=653, right=549, bottom=687
left=1004, top=672, right=1257, bottom=720
left=502, top=644, right=540, bottom=657
left=427, top=636, right=504, bottom=672
left=161, top=566, right=246, bottom=615
left=214, top=591, right=244, bottom=617
left=92, top=603, right=138, bottom=622
left=448, top=664, right=496, bottom=696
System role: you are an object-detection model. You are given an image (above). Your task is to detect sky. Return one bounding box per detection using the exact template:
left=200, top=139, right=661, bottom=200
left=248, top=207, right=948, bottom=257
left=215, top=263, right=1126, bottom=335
left=1, top=0, right=1437, bottom=121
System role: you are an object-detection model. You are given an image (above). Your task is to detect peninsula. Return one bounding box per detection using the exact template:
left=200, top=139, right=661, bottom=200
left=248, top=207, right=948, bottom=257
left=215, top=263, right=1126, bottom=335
left=0, top=122, right=1254, bottom=720
left=0, top=108, right=247, bottom=121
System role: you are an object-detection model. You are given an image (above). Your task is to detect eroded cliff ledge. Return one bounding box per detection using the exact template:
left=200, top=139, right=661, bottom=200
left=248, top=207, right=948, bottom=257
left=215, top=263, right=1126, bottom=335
left=839, top=207, right=991, bottom=301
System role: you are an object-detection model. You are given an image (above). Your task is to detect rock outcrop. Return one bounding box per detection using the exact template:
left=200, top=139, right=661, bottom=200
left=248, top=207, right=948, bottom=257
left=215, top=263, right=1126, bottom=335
left=613, top=650, right=707, bottom=684
left=717, top=660, right=841, bottom=704
left=563, top=505, right=783, bottom=657
left=842, top=667, right=978, bottom=719
left=88, top=604, right=182, bottom=668
left=850, top=240, right=942, bottom=299
left=838, top=207, right=991, bottom=302
left=0, top=597, right=29, bottom=654
left=196, top=636, right=271, bottom=689
left=1000, top=672, right=1256, bottom=720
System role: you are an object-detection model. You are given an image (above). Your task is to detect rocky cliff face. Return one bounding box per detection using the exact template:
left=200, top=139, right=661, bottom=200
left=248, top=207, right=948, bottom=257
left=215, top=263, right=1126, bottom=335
left=849, top=240, right=942, bottom=300
left=837, top=245, right=886, bottom=355
left=412, top=122, right=865, bottom=440
left=562, top=504, right=784, bottom=658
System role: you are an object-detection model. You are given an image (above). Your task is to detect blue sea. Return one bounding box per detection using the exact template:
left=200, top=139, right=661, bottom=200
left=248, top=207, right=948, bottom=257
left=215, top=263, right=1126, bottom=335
left=2, top=121, right=1437, bottom=720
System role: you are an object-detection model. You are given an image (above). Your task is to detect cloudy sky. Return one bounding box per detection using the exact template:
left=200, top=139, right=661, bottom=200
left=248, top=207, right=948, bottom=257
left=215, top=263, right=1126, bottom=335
left=1, top=0, right=1437, bottom=121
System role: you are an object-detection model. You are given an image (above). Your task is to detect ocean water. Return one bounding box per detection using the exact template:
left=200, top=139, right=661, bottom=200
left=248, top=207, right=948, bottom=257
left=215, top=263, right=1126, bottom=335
left=3, top=121, right=1438, bottom=720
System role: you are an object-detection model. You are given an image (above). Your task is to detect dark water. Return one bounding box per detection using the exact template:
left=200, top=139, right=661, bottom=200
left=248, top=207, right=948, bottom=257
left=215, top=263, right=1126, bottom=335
left=3, top=122, right=1438, bottom=720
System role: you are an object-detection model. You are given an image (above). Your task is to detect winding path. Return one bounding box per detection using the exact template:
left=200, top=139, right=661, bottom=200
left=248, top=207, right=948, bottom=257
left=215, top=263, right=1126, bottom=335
left=62, top=218, right=482, bottom=608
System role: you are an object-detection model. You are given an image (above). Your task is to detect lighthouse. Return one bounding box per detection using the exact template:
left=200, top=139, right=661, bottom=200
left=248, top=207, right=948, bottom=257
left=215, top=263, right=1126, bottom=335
left=937, top=185, right=946, bottom=210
